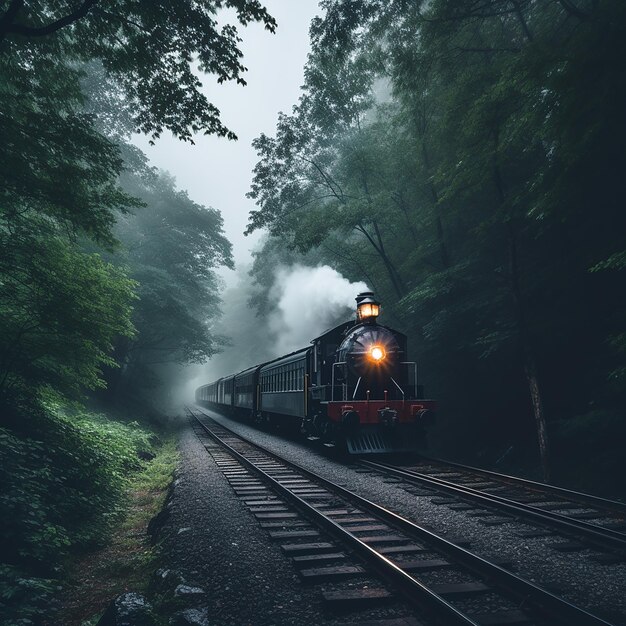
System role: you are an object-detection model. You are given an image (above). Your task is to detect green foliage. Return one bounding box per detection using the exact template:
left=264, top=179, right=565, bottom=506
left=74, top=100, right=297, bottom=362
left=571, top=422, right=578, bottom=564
left=0, top=0, right=277, bottom=142
left=248, top=0, right=626, bottom=478
left=0, top=52, right=141, bottom=247
left=94, top=163, right=234, bottom=398
left=0, top=213, right=136, bottom=398
left=0, top=394, right=155, bottom=623
left=0, top=2, right=260, bottom=623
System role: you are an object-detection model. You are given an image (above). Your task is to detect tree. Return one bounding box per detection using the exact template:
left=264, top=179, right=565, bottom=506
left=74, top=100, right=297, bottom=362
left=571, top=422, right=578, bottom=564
left=0, top=0, right=276, bottom=142
left=0, top=213, right=136, bottom=399
left=1, top=0, right=275, bottom=404
left=248, top=0, right=626, bottom=482
left=102, top=165, right=233, bottom=397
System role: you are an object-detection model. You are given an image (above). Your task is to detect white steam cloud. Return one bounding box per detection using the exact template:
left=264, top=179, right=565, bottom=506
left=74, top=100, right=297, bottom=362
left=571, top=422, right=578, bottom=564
left=189, top=264, right=368, bottom=393
left=269, top=265, right=368, bottom=354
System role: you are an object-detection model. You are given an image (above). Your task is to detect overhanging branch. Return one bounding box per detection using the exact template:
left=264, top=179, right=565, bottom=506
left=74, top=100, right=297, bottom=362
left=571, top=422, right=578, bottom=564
left=2, top=0, right=99, bottom=38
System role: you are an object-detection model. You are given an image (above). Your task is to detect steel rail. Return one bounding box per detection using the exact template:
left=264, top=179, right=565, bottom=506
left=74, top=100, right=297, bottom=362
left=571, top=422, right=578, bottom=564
left=414, top=454, right=626, bottom=513
left=189, top=408, right=477, bottom=626
left=188, top=407, right=613, bottom=626
left=362, top=459, right=626, bottom=555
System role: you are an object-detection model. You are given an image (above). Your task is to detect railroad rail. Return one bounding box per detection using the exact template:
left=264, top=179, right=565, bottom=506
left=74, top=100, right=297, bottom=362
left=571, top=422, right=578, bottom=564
left=414, top=455, right=626, bottom=514
left=187, top=406, right=615, bottom=626
left=360, top=458, right=626, bottom=558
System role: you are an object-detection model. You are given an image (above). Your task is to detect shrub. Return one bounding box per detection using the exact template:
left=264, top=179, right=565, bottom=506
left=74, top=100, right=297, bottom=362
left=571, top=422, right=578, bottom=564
left=0, top=392, right=154, bottom=624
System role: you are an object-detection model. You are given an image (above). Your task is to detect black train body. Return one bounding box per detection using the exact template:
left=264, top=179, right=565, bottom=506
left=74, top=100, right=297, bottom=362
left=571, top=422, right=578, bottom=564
left=195, top=292, right=435, bottom=453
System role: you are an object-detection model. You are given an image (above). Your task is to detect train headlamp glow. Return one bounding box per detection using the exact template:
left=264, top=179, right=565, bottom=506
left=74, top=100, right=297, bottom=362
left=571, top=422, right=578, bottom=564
left=369, top=345, right=385, bottom=362
left=358, top=302, right=380, bottom=320
left=356, top=293, right=381, bottom=322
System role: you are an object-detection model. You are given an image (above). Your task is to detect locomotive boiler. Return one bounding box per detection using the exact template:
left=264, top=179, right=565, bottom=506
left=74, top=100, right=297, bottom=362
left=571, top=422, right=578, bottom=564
left=195, top=292, right=435, bottom=453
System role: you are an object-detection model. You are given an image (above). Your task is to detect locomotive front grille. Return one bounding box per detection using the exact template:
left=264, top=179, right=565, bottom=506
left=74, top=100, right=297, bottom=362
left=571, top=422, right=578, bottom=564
left=346, top=430, right=418, bottom=454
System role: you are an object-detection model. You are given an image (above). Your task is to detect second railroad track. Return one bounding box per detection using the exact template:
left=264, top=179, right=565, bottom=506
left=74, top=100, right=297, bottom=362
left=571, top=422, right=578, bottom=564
left=188, top=406, right=617, bottom=626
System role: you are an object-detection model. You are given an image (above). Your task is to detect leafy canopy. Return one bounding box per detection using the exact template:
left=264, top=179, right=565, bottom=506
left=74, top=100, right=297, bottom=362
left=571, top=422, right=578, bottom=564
left=0, top=0, right=277, bottom=142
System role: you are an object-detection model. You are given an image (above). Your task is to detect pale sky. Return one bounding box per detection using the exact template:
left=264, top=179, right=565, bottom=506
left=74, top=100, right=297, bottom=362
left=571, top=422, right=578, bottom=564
left=133, top=0, right=321, bottom=281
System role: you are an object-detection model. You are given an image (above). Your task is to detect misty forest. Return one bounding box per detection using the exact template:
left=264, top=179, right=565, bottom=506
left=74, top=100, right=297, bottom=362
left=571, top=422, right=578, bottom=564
left=1, top=0, right=625, bottom=624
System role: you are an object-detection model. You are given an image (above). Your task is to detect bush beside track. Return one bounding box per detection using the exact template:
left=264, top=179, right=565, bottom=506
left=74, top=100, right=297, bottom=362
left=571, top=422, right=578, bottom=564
left=0, top=390, right=177, bottom=625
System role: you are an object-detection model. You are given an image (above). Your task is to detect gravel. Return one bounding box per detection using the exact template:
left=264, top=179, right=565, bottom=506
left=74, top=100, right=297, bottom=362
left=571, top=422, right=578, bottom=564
left=197, top=406, right=626, bottom=626
left=158, top=426, right=329, bottom=626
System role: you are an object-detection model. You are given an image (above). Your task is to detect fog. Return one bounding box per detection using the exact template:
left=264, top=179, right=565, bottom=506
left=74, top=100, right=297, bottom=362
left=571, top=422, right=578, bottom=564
left=180, top=264, right=368, bottom=397
left=128, top=2, right=372, bottom=407
left=133, top=0, right=321, bottom=276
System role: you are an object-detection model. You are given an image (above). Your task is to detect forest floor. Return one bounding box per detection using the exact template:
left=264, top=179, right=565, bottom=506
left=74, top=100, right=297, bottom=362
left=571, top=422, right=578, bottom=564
left=54, top=436, right=179, bottom=626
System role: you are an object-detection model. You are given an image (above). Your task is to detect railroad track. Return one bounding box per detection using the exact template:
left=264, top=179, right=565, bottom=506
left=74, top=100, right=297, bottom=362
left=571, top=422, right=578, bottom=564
left=187, top=406, right=615, bottom=626
left=360, top=457, right=626, bottom=560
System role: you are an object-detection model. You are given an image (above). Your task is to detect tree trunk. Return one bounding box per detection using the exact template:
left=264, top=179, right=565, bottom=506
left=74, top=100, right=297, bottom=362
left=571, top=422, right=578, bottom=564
left=506, top=216, right=551, bottom=481
left=492, top=126, right=550, bottom=481
left=421, top=140, right=450, bottom=269
left=523, top=347, right=550, bottom=481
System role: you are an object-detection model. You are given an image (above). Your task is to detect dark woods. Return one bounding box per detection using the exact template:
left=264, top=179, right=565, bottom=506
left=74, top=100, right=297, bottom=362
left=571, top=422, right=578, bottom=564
left=0, top=1, right=624, bottom=623
left=246, top=0, right=626, bottom=488
left=0, top=2, right=274, bottom=622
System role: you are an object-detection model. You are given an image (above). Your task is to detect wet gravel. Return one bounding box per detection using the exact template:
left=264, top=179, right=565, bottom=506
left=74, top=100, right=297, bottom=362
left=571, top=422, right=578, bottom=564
left=198, top=406, right=626, bottom=626
left=160, top=426, right=326, bottom=625
left=162, top=422, right=427, bottom=625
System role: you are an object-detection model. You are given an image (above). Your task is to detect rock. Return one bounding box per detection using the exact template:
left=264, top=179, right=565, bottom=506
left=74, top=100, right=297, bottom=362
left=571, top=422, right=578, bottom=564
left=149, top=568, right=186, bottom=595
left=174, top=584, right=206, bottom=598
left=138, top=449, right=156, bottom=461
left=147, top=507, right=170, bottom=544
left=170, top=607, right=210, bottom=626
left=96, top=592, right=156, bottom=626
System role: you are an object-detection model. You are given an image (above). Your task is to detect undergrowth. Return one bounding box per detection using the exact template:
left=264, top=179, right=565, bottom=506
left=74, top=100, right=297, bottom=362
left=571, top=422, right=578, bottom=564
left=0, top=389, right=172, bottom=625
left=57, top=437, right=179, bottom=626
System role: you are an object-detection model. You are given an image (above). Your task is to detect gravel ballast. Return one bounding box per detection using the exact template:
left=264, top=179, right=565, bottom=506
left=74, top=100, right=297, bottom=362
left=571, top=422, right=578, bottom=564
left=197, top=406, right=626, bottom=625
left=159, top=426, right=329, bottom=625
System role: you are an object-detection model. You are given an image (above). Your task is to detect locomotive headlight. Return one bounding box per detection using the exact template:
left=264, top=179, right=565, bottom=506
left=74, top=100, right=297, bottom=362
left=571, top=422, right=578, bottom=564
left=370, top=346, right=385, bottom=362
left=356, top=293, right=381, bottom=322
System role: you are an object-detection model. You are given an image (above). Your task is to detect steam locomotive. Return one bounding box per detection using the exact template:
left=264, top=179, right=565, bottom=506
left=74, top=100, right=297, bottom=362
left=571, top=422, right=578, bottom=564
left=195, top=292, right=435, bottom=453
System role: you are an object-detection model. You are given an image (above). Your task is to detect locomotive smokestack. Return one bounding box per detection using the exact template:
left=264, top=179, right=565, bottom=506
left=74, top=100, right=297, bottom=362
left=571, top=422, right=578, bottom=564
left=356, top=291, right=381, bottom=324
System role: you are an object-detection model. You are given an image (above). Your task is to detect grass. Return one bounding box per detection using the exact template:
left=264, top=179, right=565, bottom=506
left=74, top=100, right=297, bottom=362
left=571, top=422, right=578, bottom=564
left=55, top=436, right=179, bottom=626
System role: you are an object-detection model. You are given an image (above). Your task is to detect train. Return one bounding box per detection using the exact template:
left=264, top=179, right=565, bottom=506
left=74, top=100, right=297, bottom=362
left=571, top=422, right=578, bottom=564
left=195, top=292, right=435, bottom=454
